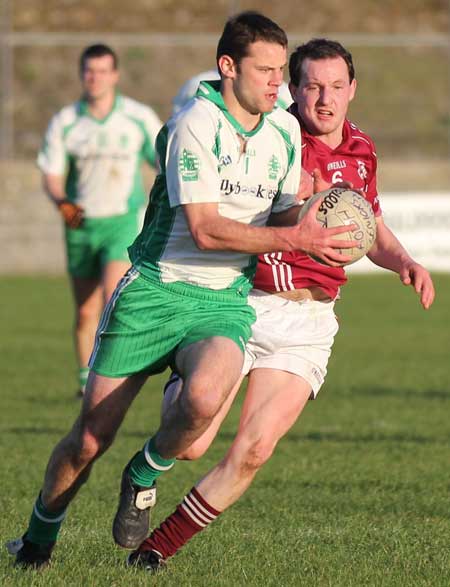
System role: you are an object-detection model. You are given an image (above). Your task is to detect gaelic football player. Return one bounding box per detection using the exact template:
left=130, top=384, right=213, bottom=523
left=8, top=16, right=356, bottom=569
left=128, top=38, right=435, bottom=572
left=37, top=44, right=163, bottom=395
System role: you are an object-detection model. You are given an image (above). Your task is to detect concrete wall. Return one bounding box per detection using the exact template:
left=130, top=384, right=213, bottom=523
left=0, top=161, right=156, bottom=274
left=1, top=160, right=449, bottom=275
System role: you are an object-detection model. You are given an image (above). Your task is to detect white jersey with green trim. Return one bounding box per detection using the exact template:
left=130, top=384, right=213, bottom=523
left=37, top=94, right=162, bottom=218
left=130, top=81, right=301, bottom=291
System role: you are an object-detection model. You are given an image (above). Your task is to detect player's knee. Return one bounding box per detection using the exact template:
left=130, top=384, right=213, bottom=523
left=76, top=304, right=100, bottom=328
left=74, top=426, right=113, bottom=464
left=238, top=438, right=276, bottom=473
left=177, top=442, right=209, bottom=461
left=182, top=378, right=224, bottom=422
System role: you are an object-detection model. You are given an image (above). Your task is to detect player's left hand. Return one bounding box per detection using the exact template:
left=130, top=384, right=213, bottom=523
left=298, top=168, right=364, bottom=203
left=399, top=262, right=435, bottom=309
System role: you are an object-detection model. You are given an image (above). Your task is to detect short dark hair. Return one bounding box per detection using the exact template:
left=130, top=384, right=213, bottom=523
left=216, top=11, right=287, bottom=67
left=79, top=44, right=118, bottom=72
left=289, top=38, right=355, bottom=87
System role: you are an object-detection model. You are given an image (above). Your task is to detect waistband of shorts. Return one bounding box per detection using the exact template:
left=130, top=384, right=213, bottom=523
left=265, top=286, right=333, bottom=303
left=135, top=269, right=250, bottom=304
left=250, top=288, right=335, bottom=308
left=82, top=210, right=137, bottom=225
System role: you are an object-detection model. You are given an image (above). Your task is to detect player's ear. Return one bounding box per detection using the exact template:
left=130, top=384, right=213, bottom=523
left=288, top=81, right=298, bottom=100
left=218, top=55, right=237, bottom=79
left=349, top=78, right=357, bottom=102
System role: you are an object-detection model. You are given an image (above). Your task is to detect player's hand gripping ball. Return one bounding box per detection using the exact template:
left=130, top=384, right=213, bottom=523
left=298, top=187, right=377, bottom=266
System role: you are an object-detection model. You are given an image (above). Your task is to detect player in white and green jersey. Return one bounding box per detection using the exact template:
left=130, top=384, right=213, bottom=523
left=38, top=94, right=160, bottom=218
left=10, top=13, right=357, bottom=569
left=36, top=44, right=162, bottom=395
left=129, top=79, right=299, bottom=292
left=89, top=78, right=301, bottom=379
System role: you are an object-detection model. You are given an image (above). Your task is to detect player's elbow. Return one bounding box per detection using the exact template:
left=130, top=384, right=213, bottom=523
left=191, top=229, right=215, bottom=251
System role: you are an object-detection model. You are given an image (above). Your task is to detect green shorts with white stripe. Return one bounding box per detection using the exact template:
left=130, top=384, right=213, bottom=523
left=89, top=267, right=256, bottom=378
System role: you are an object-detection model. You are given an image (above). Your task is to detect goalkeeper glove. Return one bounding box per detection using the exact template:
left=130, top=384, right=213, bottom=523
left=58, top=200, right=84, bottom=229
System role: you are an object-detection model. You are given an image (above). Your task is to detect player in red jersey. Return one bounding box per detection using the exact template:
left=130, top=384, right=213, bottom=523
left=124, top=39, right=435, bottom=572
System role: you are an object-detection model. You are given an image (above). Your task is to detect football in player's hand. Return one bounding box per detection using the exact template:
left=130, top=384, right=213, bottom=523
left=298, top=187, right=377, bottom=266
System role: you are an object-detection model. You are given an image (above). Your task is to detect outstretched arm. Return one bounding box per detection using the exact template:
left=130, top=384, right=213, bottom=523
left=368, top=216, right=435, bottom=309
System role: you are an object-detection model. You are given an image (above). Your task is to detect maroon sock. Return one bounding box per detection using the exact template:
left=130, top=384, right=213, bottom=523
left=139, top=487, right=221, bottom=559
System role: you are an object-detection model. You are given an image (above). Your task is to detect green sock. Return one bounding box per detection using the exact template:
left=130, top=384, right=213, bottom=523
left=79, top=367, right=89, bottom=391
left=26, top=493, right=66, bottom=545
left=128, top=437, right=176, bottom=487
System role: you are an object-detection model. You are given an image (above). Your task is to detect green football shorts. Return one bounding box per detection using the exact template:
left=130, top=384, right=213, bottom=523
left=65, top=211, right=139, bottom=278
left=89, top=267, right=256, bottom=378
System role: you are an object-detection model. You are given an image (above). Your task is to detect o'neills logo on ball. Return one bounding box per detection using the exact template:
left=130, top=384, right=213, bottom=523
left=318, top=188, right=343, bottom=215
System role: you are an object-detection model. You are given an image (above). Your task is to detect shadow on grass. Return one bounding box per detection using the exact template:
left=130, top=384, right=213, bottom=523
left=216, top=430, right=447, bottom=445
left=4, top=426, right=445, bottom=449
left=343, top=386, right=450, bottom=401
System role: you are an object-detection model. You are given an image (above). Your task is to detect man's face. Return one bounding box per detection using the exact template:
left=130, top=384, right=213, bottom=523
left=81, top=55, right=119, bottom=101
left=231, top=41, right=287, bottom=115
left=290, top=56, right=356, bottom=140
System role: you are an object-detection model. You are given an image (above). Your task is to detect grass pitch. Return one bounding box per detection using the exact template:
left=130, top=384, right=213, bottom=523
left=0, top=273, right=449, bottom=586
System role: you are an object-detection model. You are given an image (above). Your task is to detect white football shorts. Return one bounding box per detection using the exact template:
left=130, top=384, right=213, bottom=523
left=242, top=289, right=339, bottom=398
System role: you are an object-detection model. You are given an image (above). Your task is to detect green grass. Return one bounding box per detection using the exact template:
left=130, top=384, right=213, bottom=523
left=0, top=273, right=449, bottom=586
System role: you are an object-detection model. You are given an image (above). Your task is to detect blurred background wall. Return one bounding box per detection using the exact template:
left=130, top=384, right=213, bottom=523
left=0, top=0, right=449, bottom=273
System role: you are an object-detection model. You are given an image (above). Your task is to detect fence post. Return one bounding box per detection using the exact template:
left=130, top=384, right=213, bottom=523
left=0, top=0, right=14, bottom=160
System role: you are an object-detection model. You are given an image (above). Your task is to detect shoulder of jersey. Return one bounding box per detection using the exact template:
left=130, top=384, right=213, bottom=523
left=268, top=107, right=300, bottom=133
left=53, top=102, right=79, bottom=126
left=347, top=120, right=377, bottom=154
left=169, top=95, right=218, bottom=130
left=120, top=95, right=159, bottom=120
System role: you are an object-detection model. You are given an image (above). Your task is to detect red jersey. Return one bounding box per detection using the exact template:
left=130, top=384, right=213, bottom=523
left=253, top=111, right=381, bottom=299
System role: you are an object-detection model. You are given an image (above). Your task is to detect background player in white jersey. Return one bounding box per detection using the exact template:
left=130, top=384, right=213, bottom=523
left=129, top=38, right=435, bottom=572
left=37, top=43, right=163, bottom=395
left=8, top=17, right=357, bottom=570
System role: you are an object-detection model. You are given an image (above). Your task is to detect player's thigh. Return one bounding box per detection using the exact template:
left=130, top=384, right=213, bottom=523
left=236, top=368, right=312, bottom=445
left=70, top=275, right=103, bottom=319
left=78, top=370, right=148, bottom=442
left=176, top=336, right=244, bottom=399
left=102, top=260, right=130, bottom=303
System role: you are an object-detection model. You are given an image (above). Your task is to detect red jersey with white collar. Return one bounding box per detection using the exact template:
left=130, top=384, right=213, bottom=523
left=253, top=110, right=381, bottom=299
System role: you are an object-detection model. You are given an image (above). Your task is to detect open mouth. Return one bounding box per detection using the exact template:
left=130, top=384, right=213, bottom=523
left=316, top=108, right=333, bottom=118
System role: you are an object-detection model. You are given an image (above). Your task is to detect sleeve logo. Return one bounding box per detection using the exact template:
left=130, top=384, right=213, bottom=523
left=357, top=160, right=368, bottom=180
left=179, top=149, right=200, bottom=181
left=268, top=155, right=281, bottom=180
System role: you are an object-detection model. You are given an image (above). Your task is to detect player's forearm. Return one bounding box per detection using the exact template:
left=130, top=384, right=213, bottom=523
left=42, top=174, right=67, bottom=207
left=43, top=173, right=84, bottom=228
left=368, top=221, right=413, bottom=274
left=192, top=216, right=298, bottom=253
